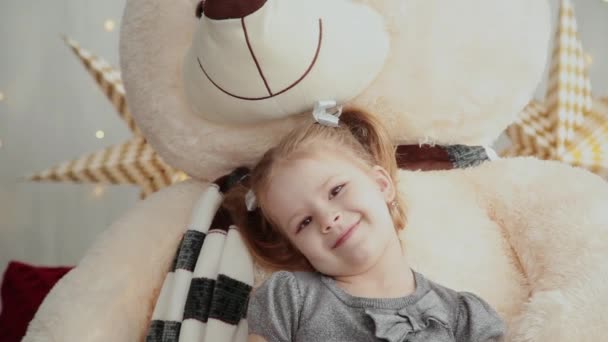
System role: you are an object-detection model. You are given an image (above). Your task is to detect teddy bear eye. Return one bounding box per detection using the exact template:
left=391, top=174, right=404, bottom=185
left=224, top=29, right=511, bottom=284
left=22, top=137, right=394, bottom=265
left=195, top=1, right=205, bottom=18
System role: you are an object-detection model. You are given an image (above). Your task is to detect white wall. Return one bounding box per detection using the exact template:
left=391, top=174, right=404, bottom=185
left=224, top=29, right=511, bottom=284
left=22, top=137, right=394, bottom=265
left=0, top=0, right=607, bottom=281
left=0, top=0, right=135, bottom=279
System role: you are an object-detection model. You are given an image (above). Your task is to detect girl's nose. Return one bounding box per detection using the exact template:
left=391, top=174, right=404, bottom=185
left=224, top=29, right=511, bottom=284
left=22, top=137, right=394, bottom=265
left=321, top=213, right=341, bottom=234
left=203, top=0, right=267, bottom=20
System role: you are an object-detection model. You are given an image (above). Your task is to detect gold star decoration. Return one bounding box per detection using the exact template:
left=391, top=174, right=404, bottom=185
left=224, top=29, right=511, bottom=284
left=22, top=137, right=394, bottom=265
left=27, top=37, right=188, bottom=198
left=502, top=0, right=608, bottom=178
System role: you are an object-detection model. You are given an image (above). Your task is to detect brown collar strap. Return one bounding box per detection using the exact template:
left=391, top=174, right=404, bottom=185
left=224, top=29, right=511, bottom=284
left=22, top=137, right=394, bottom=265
left=395, top=144, right=490, bottom=171
left=217, top=145, right=491, bottom=188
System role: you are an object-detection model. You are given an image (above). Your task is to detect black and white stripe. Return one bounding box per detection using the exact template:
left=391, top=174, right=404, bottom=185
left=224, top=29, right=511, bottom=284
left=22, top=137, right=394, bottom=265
left=146, top=168, right=254, bottom=342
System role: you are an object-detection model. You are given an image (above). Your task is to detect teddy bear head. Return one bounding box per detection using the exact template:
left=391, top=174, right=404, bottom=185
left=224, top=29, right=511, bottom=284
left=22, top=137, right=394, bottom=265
left=120, top=0, right=550, bottom=181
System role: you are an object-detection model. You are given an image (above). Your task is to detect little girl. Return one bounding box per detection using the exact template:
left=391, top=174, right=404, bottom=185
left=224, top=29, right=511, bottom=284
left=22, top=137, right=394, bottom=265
left=225, top=107, right=505, bottom=341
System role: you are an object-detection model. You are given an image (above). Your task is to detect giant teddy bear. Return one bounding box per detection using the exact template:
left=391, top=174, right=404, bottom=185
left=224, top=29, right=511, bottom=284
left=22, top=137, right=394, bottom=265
left=24, top=0, right=608, bottom=341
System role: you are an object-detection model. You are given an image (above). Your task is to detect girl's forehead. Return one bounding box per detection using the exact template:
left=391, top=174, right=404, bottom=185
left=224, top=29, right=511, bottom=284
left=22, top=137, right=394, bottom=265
left=258, top=147, right=373, bottom=205
left=263, top=158, right=372, bottom=202
left=277, top=150, right=369, bottom=176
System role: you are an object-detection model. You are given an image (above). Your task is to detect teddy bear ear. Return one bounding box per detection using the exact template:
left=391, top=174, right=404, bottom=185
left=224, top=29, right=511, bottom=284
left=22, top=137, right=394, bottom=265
left=347, top=0, right=551, bottom=147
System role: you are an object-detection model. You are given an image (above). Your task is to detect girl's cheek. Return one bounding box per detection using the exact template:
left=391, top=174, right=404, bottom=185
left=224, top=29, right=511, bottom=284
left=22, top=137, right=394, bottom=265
left=298, top=236, right=316, bottom=254
left=308, top=237, right=327, bottom=254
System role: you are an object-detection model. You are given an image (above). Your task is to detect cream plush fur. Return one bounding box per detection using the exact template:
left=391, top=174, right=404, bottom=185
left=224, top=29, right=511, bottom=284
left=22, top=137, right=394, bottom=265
left=24, top=0, right=608, bottom=341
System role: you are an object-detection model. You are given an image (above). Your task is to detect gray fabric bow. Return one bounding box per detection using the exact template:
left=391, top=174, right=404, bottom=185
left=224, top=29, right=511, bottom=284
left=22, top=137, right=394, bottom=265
left=365, top=290, right=450, bottom=342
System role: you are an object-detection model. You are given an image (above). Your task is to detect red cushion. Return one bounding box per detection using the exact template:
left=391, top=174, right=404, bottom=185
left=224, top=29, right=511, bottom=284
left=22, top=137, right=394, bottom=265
left=0, top=261, right=73, bottom=342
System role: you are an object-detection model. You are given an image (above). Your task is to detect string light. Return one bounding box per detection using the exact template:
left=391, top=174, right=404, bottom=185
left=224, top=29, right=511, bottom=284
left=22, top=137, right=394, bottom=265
left=172, top=171, right=190, bottom=182
left=585, top=53, right=593, bottom=67
left=96, top=130, right=105, bottom=139
left=0, top=91, right=5, bottom=102
left=93, top=185, right=105, bottom=197
left=104, top=19, right=116, bottom=32
left=0, top=138, right=3, bottom=149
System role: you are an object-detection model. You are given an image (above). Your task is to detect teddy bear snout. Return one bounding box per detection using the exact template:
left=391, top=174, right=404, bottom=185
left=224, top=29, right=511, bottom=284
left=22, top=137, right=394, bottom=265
left=203, top=0, right=267, bottom=20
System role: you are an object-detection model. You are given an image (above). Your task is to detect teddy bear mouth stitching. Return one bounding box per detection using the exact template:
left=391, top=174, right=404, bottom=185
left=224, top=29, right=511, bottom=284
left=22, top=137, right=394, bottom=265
left=196, top=18, right=323, bottom=101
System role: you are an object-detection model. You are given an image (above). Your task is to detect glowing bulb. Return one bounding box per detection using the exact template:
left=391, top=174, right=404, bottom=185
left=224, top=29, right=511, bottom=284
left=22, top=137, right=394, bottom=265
left=585, top=53, right=593, bottom=67
left=172, top=171, right=190, bottom=183
left=96, top=130, right=105, bottom=139
left=93, top=185, right=105, bottom=197
left=0, top=91, right=5, bottom=102
left=104, top=19, right=116, bottom=32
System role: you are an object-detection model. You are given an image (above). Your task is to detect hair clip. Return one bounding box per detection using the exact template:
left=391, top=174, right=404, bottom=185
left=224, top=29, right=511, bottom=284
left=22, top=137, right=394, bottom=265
left=312, top=100, right=342, bottom=127
left=245, top=189, right=258, bottom=212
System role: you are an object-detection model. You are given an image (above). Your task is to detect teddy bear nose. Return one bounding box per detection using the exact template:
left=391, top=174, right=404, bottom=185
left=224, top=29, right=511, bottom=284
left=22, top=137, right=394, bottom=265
left=203, top=0, right=267, bottom=20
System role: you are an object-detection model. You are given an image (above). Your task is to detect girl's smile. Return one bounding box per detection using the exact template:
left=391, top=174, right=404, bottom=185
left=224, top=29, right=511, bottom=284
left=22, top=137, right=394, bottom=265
left=332, top=219, right=361, bottom=249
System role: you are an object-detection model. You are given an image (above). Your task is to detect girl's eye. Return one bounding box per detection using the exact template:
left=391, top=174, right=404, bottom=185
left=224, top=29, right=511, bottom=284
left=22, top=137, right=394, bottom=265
left=297, top=217, right=312, bottom=233
left=329, top=184, right=345, bottom=199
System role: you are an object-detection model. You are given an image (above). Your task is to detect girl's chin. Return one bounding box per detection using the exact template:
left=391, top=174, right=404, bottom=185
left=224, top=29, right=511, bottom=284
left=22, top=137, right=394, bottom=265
left=313, top=241, right=385, bottom=274
left=343, top=248, right=383, bottom=270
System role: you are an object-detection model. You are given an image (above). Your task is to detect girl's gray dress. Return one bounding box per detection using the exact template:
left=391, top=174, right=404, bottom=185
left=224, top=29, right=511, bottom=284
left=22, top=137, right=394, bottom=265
left=247, top=270, right=505, bottom=341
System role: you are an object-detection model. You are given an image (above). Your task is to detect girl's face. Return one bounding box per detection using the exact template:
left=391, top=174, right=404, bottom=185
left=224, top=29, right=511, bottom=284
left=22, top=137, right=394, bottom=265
left=263, top=151, right=399, bottom=277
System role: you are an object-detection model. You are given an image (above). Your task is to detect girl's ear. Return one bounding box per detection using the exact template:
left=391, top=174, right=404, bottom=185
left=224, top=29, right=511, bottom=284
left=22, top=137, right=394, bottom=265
left=371, top=165, right=395, bottom=203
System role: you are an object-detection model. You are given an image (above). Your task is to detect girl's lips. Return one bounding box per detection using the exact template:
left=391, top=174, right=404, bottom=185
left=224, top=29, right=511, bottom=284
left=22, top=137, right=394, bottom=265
left=332, top=220, right=360, bottom=249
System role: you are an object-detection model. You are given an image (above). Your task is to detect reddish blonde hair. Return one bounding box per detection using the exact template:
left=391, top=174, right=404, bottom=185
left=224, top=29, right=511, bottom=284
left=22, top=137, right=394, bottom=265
left=224, top=109, right=406, bottom=272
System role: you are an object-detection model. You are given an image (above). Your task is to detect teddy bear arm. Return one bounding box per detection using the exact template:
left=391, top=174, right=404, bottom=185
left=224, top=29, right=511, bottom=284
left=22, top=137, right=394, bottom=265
left=475, top=159, right=608, bottom=287
left=472, top=158, right=608, bottom=341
